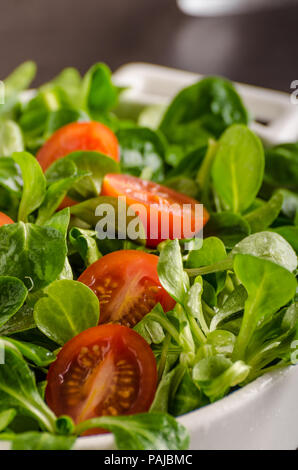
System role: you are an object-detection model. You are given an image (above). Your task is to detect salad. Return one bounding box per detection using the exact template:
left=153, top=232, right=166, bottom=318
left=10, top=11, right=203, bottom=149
left=0, top=61, right=297, bottom=450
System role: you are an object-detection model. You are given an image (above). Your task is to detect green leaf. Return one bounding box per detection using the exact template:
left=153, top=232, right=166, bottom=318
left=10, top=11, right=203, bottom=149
left=49, top=67, right=82, bottom=105
left=264, top=143, right=298, bottom=192
left=4, top=61, right=36, bottom=99
left=193, top=356, right=250, bottom=402
left=165, top=146, right=207, bottom=181
left=0, top=409, right=16, bottom=432
left=184, top=278, right=208, bottom=341
left=34, top=279, right=99, bottom=345
left=212, top=125, right=264, bottom=213
left=204, top=212, right=251, bottom=248
left=134, top=320, right=165, bottom=345
left=10, top=432, right=76, bottom=450
left=43, top=207, right=70, bottom=238
left=158, top=239, right=189, bottom=304
left=36, top=170, right=88, bottom=225
left=232, top=254, right=297, bottom=360
left=75, top=413, right=190, bottom=450
left=169, top=303, right=196, bottom=355
left=0, top=339, right=56, bottom=432
left=133, top=303, right=188, bottom=353
left=19, top=86, right=69, bottom=144
left=232, top=231, right=297, bottom=272
left=163, top=176, right=199, bottom=198
left=53, top=151, right=120, bottom=200
left=0, top=121, right=24, bottom=156
left=82, top=63, right=118, bottom=117
left=150, top=367, right=182, bottom=414
left=244, top=191, right=284, bottom=233
left=196, top=139, right=218, bottom=206
left=12, top=151, right=46, bottom=222
left=187, top=236, right=227, bottom=268
left=69, top=227, right=102, bottom=266
left=210, top=285, right=247, bottom=331
left=0, top=222, right=67, bottom=291
left=170, top=369, right=204, bottom=416
left=0, top=303, right=36, bottom=336
left=1, top=337, right=56, bottom=367
left=0, top=277, right=27, bottom=328
left=245, top=303, right=298, bottom=373
left=0, top=157, right=22, bottom=194
left=160, top=77, right=248, bottom=143
left=205, top=330, right=236, bottom=356
left=117, top=127, right=165, bottom=182
left=0, top=61, right=36, bottom=117
left=45, top=157, right=78, bottom=184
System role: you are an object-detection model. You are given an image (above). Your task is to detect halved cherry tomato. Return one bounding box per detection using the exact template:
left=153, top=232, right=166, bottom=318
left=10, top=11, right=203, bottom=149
left=102, top=174, right=209, bottom=247
left=78, top=250, right=175, bottom=327
left=0, top=212, right=14, bottom=226
left=46, top=324, right=157, bottom=432
left=36, top=121, right=119, bottom=172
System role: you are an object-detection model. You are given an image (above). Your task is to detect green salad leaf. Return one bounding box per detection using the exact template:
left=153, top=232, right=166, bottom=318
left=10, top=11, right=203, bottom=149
left=0, top=277, right=28, bottom=328
left=212, top=125, right=264, bottom=213
left=117, top=127, right=165, bottom=181
left=75, top=413, right=190, bottom=450
left=34, top=279, right=100, bottom=345
left=12, top=151, right=46, bottom=222
left=0, top=222, right=67, bottom=291
left=158, top=239, right=189, bottom=304
left=0, top=339, right=56, bottom=432
left=232, top=254, right=297, bottom=361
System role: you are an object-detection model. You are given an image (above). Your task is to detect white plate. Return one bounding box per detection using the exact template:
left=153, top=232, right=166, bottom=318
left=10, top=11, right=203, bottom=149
left=2, top=63, right=298, bottom=450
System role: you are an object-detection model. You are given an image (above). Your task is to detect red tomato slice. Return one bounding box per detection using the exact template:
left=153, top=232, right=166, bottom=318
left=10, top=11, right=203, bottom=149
left=36, top=121, right=119, bottom=172
left=0, top=212, right=14, bottom=226
left=102, top=174, right=209, bottom=247
left=46, top=324, right=157, bottom=431
left=78, top=250, right=175, bottom=327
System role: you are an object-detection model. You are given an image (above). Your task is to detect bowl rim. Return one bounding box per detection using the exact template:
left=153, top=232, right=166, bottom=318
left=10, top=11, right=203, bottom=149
left=74, top=366, right=296, bottom=449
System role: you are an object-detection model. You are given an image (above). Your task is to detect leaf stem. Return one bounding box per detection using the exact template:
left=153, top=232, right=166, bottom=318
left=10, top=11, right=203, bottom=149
left=185, top=257, right=233, bottom=277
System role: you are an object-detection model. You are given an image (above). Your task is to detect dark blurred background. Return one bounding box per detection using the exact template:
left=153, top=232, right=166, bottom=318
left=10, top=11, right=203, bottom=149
left=1, top=0, right=298, bottom=91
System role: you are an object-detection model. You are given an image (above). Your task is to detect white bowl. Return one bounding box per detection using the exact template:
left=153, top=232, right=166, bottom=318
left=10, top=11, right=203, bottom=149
left=75, top=366, right=298, bottom=450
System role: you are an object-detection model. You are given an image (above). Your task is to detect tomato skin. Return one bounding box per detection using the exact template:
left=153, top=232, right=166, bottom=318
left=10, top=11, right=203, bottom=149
left=0, top=212, right=14, bottom=226
left=78, top=250, right=175, bottom=326
left=36, top=121, right=119, bottom=172
left=46, top=324, right=157, bottom=431
left=102, top=173, right=209, bottom=247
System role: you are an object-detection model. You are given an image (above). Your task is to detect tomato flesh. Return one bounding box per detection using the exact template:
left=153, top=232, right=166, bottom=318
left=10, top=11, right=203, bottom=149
left=36, top=121, right=119, bottom=172
left=102, top=173, right=209, bottom=247
left=0, top=212, right=14, bottom=226
left=46, top=324, right=157, bottom=431
left=78, top=250, right=175, bottom=327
